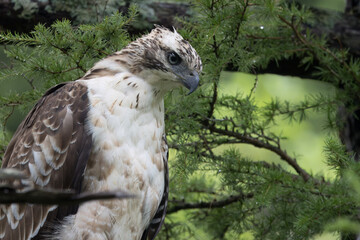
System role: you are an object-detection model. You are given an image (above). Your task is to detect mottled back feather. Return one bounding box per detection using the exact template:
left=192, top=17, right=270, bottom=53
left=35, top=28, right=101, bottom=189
left=1, top=82, right=92, bottom=240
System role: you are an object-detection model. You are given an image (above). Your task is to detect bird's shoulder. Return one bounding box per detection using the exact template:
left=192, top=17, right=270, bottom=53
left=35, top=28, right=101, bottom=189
left=3, top=81, right=90, bottom=169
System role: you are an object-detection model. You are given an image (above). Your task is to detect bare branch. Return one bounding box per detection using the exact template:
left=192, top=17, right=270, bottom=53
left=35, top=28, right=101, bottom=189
left=0, top=188, right=135, bottom=205
left=0, top=169, right=135, bottom=205
left=167, top=193, right=254, bottom=214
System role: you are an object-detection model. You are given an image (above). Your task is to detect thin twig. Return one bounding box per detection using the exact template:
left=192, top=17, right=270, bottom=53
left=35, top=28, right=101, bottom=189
left=233, top=0, right=249, bottom=44
left=167, top=193, right=254, bottom=214
left=248, top=74, right=258, bottom=99
left=0, top=188, right=136, bottom=205
left=207, top=81, right=218, bottom=122
left=246, top=34, right=284, bottom=40
left=2, top=105, right=15, bottom=133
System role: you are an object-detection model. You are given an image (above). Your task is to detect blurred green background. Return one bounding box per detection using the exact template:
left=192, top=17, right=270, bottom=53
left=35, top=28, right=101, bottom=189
left=218, top=72, right=336, bottom=179
left=299, top=0, right=345, bottom=10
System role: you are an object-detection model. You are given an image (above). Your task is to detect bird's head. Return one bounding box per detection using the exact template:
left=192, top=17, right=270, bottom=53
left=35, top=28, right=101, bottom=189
left=120, top=26, right=202, bottom=94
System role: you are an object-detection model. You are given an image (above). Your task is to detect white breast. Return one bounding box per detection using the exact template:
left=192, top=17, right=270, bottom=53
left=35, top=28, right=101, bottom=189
left=57, top=74, right=165, bottom=240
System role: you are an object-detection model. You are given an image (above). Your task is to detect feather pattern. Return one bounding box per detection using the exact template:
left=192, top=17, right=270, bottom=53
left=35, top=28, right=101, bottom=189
left=1, top=82, right=92, bottom=240
left=141, top=135, right=169, bottom=240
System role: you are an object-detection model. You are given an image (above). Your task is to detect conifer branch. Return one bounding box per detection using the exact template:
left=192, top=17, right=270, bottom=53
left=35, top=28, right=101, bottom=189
left=2, top=105, right=14, bottom=132
left=207, top=82, right=218, bottom=121
left=33, top=65, right=79, bottom=75
left=209, top=126, right=312, bottom=182
left=278, top=14, right=360, bottom=84
left=233, top=0, right=249, bottom=44
left=262, top=96, right=337, bottom=123
left=167, top=193, right=254, bottom=214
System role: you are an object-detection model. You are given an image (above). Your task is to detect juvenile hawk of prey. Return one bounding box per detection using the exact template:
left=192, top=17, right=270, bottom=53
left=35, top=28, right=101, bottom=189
left=0, top=26, right=202, bottom=240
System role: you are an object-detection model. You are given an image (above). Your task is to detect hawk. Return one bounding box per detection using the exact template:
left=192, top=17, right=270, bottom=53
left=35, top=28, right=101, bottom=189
left=0, top=26, right=202, bottom=240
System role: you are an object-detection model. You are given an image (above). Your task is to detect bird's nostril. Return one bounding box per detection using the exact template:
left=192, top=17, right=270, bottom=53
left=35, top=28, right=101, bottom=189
left=189, top=72, right=194, bottom=76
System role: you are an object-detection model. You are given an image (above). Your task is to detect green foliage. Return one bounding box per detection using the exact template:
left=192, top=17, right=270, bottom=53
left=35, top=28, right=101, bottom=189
left=1, top=0, right=360, bottom=239
left=324, top=137, right=355, bottom=174
left=325, top=169, right=360, bottom=237
left=163, top=0, right=360, bottom=239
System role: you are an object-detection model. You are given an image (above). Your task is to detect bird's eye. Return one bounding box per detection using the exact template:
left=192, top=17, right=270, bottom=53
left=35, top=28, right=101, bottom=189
left=168, top=52, right=181, bottom=65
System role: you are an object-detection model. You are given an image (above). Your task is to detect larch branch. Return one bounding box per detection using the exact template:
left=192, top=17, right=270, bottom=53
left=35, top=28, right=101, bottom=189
left=167, top=193, right=254, bottom=214
left=209, top=126, right=313, bottom=182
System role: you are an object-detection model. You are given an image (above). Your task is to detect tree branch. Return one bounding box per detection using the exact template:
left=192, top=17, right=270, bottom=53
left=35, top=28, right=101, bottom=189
left=0, top=169, right=135, bottom=205
left=0, top=188, right=135, bottom=205
left=209, top=126, right=313, bottom=182
left=235, top=3, right=360, bottom=80
left=167, top=193, right=254, bottom=214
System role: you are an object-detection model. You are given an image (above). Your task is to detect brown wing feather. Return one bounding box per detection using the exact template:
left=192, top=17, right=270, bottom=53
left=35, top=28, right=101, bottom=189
left=0, top=81, right=92, bottom=240
left=141, top=134, right=169, bottom=240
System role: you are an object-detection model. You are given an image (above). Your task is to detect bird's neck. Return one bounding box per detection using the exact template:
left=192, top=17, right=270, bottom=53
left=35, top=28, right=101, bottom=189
left=90, top=47, right=145, bottom=75
left=81, top=70, right=165, bottom=116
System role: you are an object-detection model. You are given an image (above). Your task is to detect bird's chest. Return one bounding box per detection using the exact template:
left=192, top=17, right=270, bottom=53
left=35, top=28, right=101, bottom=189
left=84, top=104, right=165, bottom=194
left=77, top=80, right=165, bottom=238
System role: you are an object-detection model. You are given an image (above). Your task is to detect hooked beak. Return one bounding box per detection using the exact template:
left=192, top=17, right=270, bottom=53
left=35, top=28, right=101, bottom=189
left=181, top=70, right=199, bottom=95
